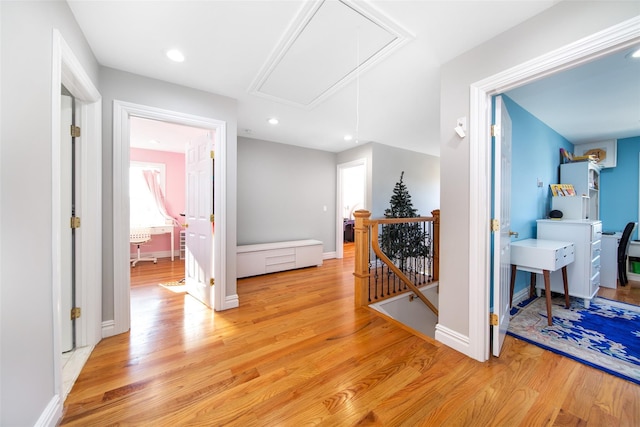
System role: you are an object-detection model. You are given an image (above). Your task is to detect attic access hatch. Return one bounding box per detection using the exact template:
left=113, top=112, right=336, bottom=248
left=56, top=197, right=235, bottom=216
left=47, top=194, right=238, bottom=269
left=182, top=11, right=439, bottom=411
left=248, top=0, right=414, bottom=109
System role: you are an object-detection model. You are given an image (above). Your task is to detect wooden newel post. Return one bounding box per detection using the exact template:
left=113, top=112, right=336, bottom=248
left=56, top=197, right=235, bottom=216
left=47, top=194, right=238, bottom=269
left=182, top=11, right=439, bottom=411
left=431, top=209, right=440, bottom=282
left=353, top=210, right=371, bottom=307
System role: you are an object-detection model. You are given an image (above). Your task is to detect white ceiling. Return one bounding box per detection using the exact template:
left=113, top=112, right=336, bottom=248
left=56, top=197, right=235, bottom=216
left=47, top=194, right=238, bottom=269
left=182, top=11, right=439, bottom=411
left=506, top=47, right=640, bottom=145
left=67, top=0, right=638, bottom=155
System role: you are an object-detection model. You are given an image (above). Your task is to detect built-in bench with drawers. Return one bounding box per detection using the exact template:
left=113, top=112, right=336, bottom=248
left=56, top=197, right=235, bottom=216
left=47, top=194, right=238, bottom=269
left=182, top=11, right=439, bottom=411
left=237, top=239, right=323, bottom=278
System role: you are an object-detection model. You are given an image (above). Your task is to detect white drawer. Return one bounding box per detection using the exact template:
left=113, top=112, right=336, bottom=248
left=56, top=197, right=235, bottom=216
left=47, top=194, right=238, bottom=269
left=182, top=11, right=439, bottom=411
left=591, top=256, right=601, bottom=278
left=562, top=245, right=575, bottom=259
left=591, top=222, right=602, bottom=240
left=511, top=239, right=575, bottom=272
left=590, top=270, right=600, bottom=294
left=591, top=240, right=601, bottom=262
left=266, top=261, right=296, bottom=273
left=265, top=254, right=296, bottom=266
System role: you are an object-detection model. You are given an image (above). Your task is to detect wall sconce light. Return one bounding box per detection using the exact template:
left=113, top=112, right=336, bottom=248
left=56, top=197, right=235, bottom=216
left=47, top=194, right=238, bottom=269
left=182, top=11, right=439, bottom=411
left=454, top=117, right=467, bottom=138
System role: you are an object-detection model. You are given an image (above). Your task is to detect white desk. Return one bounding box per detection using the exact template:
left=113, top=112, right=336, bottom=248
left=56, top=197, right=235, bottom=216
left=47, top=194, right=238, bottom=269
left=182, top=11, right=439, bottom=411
left=628, top=241, right=640, bottom=281
left=511, top=239, right=575, bottom=326
left=150, top=224, right=175, bottom=261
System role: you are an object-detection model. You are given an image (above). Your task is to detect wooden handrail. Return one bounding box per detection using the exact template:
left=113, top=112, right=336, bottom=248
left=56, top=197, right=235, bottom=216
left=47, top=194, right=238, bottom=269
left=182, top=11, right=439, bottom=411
left=353, top=209, right=440, bottom=315
left=353, top=210, right=371, bottom=308
left=432, top=209, right=440, bottom=281
left=369, top=221, right=439, bottom=316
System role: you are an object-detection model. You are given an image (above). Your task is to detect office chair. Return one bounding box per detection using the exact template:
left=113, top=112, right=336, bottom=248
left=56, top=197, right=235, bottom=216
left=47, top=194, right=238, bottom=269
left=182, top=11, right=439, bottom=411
left=617, top=222, right=637, bottom=286
left=130, top=228, right=157, bottom=267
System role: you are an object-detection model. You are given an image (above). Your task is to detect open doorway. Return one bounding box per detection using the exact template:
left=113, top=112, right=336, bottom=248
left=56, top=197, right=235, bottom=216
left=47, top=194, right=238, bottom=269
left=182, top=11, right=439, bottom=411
left=128, top=117, right=218, bottom=311
left=112, top=101, right=229, bottom=337
left=336, top=159, right=367, bottom=259
left=466, top=19, right=639, bottom=361
left=52, top=30, right=103, bottom=403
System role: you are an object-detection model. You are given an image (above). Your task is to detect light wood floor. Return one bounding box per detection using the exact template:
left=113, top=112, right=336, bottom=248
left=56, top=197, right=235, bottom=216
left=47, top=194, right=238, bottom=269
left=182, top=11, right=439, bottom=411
left=61, top=246, right=640, bottom=426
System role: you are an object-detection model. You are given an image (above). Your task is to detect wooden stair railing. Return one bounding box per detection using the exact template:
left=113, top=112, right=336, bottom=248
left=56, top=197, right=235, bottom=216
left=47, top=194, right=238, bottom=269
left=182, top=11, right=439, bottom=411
left=353, top=209, right=440, bottom=317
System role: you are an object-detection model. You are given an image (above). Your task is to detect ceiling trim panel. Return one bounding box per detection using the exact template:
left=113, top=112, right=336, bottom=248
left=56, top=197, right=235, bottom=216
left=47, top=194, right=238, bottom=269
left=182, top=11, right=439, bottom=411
left=247, top=0, right=415, bottom=110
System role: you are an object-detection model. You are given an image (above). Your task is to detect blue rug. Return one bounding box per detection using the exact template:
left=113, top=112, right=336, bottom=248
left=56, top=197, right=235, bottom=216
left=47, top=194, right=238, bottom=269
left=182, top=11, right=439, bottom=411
left=508, top=296, right=640, bottom=385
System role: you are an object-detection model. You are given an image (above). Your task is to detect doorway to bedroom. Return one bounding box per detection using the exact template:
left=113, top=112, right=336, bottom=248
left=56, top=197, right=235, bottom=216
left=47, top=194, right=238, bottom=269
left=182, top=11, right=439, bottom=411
left=127, top=116, right=214, bottom=317
left=337, top=159, right=366, bottom=259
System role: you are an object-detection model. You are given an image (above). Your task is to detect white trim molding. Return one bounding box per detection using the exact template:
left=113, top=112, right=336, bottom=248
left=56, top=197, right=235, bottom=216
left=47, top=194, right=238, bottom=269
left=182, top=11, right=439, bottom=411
left=435, top=324, right=471, bottom=356
left=469, top=16, right=640, bottom=362
left=336, top=158, right=367, bottom=259
left=34, top=395, right=61, bottom=427
left=51, top=28, right=102, bottom=423
left=112, top=101, right=229, bottom=336
left=224, top=294, right=240, bottom=310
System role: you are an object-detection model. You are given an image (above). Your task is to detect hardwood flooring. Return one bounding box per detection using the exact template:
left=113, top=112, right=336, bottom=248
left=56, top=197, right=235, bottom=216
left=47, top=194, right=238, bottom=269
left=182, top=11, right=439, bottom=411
left=61, top=246, right=640, bottom=426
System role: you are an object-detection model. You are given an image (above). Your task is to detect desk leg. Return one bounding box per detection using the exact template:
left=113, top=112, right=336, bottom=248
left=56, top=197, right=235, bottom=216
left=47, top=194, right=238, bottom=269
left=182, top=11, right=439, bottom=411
left=543, top=270, right=553, bottom=326
left=509, top=264, right=517, bottom=307
left=561, top=266, right=570, bottom=308
left=529, top=272, right=536, bottom=299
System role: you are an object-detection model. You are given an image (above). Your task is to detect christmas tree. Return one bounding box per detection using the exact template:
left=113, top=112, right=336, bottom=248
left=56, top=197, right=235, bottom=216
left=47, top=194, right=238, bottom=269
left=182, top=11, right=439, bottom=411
left=380, top=172, right=429, bottom=267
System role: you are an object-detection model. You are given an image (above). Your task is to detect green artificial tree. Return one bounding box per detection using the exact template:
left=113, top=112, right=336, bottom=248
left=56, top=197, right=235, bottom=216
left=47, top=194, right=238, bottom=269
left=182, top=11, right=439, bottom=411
left=380, top=172, right=429, bottom=269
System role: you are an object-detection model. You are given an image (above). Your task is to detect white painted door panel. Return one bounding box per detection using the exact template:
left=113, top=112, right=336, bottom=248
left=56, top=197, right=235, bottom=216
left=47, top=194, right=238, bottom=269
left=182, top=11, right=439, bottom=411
left=61, top=92, right=74, bottom=352
left=185, top=133, right=214, bottom=308
left=492, top=96, right=513, bottom=357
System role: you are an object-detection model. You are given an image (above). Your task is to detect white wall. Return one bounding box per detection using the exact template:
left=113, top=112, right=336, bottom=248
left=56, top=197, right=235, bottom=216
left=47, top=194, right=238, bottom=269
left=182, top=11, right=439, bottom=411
left=237, top=137, right=337, bottom=251
left=371, top=142, right=440, bottom=218
left=338, top=142, right=440, bottom=218
left=0, top=1, right=99, bottom=424
left=337, top=143, right=374, bottom=213
left=438, top=1, right=639, bottom=355
left=99, top=67, right=238, bottom=321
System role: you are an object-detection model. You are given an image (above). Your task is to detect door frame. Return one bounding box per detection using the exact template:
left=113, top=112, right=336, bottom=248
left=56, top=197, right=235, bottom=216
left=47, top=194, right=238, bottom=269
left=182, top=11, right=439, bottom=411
left=51, top=29, right=102, bottom=401
left=112, top=101, right=228, bottom=336
left=336, top=158, right=367, bottom=259
left=468, top=17, right=640, bottom=361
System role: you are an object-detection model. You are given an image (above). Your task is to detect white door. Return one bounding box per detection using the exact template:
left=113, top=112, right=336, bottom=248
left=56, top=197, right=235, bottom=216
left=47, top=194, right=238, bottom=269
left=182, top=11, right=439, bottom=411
left=61, top=90, right=74, bottom=352
left=492, top=96, right=513, bottom=357
left=185, top=133, right=214, bottom=307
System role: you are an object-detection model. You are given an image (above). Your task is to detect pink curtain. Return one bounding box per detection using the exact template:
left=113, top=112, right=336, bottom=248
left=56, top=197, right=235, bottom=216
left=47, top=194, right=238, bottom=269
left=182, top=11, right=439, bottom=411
left=142, top=170, right=178, bottom=226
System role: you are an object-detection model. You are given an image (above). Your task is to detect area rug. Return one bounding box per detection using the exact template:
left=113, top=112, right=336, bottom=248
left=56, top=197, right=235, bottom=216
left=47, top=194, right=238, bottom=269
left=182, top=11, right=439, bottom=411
left=159, top=280, right=186, bottom=293
left=508, top=296, right=640, bottom=385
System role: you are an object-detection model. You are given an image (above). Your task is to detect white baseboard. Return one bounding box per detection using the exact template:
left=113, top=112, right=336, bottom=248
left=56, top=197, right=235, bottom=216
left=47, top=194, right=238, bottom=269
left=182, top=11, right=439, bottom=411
left=221, top=293, right=239, bottom=310
left=512, top=287, right=531, bottom=306
left=435, top=324, right=471, bottom=356
left=323, top=251, right=336, bottom=260
left=102, top=319, right=116, bottom=338
left=34, top=394, right=62, bottom=427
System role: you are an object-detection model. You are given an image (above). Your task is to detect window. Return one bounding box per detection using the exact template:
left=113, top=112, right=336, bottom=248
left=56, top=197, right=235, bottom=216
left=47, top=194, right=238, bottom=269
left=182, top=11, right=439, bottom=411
left=130, top=161, right=167, bottom=227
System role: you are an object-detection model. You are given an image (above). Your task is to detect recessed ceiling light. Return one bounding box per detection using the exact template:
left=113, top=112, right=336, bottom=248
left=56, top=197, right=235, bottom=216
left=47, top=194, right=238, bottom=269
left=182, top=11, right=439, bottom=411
left=344, top=134, right=353, bottom=141
left=166, top=49, right=185, bottom=62
left=625, top=47, right=640, bottom=61
left=268, top=118, right=279, bottom=125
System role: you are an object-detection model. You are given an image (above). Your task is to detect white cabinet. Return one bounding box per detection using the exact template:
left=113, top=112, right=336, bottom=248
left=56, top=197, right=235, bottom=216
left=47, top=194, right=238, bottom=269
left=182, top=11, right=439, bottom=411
left=237, top=240, right=323, bottom=278
left=536, top=219, right=602, bottom=307
left=600, top=233, right=621, bottom=288
left=560, top=162, right=601, bottom=220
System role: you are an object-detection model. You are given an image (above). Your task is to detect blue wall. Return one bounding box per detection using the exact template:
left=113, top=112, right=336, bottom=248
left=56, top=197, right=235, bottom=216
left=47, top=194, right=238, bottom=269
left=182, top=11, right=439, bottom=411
left=506, top=98, right=640, bottom=295
left=495, top=97, right=640, bottom=301
left=600, top=136, right=640, bottom=239
left=505, top=96, right=573, bottom=296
